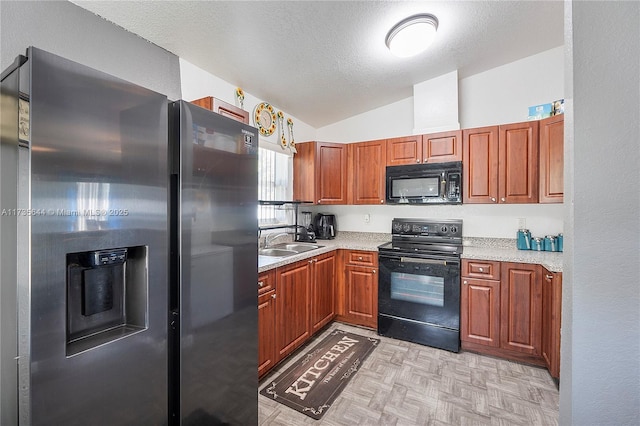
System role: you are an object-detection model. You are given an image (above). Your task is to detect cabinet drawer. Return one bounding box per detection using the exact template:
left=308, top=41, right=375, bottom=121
left=346, top=250, right=377, bottom=267
left=462, top=259, right=501, bottom=280
left=258, top=271, right=275, bottom=295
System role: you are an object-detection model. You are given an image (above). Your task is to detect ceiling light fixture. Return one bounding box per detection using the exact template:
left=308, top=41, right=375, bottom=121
left=385, top=14, right=439, bottom=58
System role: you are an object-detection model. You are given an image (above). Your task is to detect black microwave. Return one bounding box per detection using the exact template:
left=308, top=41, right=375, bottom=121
left=386, top=161, right=462, bottom=204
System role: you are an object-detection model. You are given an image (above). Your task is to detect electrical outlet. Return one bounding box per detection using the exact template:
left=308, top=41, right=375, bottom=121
left=518, top=218, right=527, bottom=229
left=364, top=214, right=371, bottom=224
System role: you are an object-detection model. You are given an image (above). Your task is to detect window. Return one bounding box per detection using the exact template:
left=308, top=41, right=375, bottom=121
left=258, top=147, right=292, bottom=226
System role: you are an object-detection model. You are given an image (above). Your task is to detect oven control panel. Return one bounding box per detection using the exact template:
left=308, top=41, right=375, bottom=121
left=391, top=218, right=462, bottom=238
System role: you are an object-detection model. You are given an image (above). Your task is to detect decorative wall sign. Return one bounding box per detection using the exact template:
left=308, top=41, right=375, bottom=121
left=235, top=87, right=245, bottom=109
left=287, top=118, right=297, bottom=153
left=277, top=111, right=287, bottom=148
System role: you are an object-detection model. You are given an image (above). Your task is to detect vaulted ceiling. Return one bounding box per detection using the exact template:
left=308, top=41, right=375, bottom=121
left=71, top=1, right=564, bottom=128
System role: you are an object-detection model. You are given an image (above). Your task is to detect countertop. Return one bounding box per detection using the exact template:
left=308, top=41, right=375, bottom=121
left=258, top=233, right=563, bottom=273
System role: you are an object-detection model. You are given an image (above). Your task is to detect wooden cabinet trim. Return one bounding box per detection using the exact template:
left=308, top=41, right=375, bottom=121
left=539, top=114, right=564, bottom=203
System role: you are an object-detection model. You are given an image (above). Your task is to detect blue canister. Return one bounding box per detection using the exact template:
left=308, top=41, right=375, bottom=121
left=517, top=229, right=531, bottom=250
left=544, top=235, right=557, bottom=251
left=531, top=237, right=544, bottom=251
left=557, top=233, right=563, bottom=252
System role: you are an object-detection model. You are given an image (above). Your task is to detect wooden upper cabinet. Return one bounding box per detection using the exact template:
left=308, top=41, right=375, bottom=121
left=463, top=126, right=499, bottom=203
left=539, top=114, right=564, bottom=203
left=464, top=122, right=539, bottom=204
left=190, top=96, right=249, bottom=124
left=422, top=130, right=463, bottom=164
left=386, top=131, right=462, bottom=166
left=386, top=135, right=421, bottom=166
left=499, top=121, right=539, bottom=203
left=349, top=140, right=386, bottom=204
left=293, top=142, right=347, bottom=205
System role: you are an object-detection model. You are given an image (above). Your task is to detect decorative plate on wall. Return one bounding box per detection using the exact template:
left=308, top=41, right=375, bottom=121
left=254, top=102, right=277, bottom=136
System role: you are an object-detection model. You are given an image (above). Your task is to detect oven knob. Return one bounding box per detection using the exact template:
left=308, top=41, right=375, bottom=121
left=440, top=225, right=448, bottom=233
left=403, top=224, right=411, bottom=232
left=450, top=225, right=458, bottom=234
left=393, top=222, right=402, bottom=232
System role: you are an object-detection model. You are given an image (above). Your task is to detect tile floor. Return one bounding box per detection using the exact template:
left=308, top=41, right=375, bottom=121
left=259, top=323, right=559, bottom=425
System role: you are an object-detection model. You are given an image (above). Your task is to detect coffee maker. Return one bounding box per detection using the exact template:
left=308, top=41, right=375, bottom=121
left=295, top=211, right=316, bottom=242
left=314, top=213, right=336, bottom=240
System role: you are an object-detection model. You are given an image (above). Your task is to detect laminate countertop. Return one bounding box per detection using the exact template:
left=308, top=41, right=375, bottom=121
left=258, top=233, right=563, bottom=273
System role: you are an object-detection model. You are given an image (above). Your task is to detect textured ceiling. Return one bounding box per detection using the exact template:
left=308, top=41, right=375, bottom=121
left=70, top=1, right=564, bottom=128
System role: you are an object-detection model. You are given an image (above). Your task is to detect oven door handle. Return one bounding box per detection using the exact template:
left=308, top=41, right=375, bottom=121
left=400, top=256, right=448, bottom=266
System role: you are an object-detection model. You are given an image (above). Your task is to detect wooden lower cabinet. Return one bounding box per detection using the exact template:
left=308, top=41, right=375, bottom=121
left=275, top=260, right=311, bottom=361
left=462, top=259, right=560, bottom=376
left=541, top=268, right=562, bottom=379
left=259, top=252, right=337, bottom=378
left=258, top=270, right=277, bottom=379
left=336, top=250, right=378, bottom=329
left=461, top=277, right=501, bottom=347
left=311, top=252, right=336, bottom=333
left=500, top=262, right=542, bottom=356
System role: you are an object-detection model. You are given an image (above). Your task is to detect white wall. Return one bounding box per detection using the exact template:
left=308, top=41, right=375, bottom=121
left=413, top=70, right=460, bottom=134
left=0, top=1, right=181, bottom=101
left=560, top=2, right=640, bottom=424
left=180, top=59, right=317, bottom=151
left=459, top=46, right=564, bottom=128
left=313, top=46, right=565, bottom=238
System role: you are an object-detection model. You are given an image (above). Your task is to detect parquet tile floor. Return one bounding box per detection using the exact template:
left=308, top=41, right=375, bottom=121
left=259, top=323, right=559, bottom=425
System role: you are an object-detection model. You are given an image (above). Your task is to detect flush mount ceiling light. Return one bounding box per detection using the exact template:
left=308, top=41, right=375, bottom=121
left=385, top=14, right=439, bottom=58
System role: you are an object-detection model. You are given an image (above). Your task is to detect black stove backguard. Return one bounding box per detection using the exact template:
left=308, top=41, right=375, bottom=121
left=378, top=218, right=463, bottom=352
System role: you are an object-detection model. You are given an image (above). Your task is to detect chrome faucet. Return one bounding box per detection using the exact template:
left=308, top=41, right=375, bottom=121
left=265, top=232, right=289, bottom=248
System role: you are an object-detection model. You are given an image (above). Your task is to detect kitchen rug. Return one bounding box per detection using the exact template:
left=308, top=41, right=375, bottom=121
left=259, top=329, right=379, bottom=420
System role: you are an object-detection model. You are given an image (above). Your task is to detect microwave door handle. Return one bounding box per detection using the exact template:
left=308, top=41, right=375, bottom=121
left=440, top=172, right=446, bottom=198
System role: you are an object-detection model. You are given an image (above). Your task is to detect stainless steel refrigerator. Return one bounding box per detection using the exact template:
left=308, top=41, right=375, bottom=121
left=1, top=48, right=258, bottom=425
left=168, top=100, right=258, bottom=425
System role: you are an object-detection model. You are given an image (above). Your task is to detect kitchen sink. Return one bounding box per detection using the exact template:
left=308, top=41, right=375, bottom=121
left=258, top=248, right=298, bottom=257
left=258, top=243, right=324, bottom=257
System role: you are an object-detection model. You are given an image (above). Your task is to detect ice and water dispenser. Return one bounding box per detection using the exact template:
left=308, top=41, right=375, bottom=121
left=66, top=246, right=148, bottom=356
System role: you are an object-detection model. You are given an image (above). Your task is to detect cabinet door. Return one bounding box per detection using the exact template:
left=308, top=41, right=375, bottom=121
left=316, top=142, right=347, bottom=204
left=343, top=265, right=378, bottom=329
left=350, top=140, right=386, bottom=205
left=539, top=115, right=564, bottom=203
left=258, top=290, right=276, bottom=378
left=311, top=253, right=336, bottom=333
left=276, top=261, right=311, bottom=360
left=422, top=130, right=463, bottom=164
left=293, top=142, right=316, bottom=202
left=500, top=263, right=542, bottom=355
left=541, top=269, right=562, bottom=379
left=463, top=126, right=499, bottom=203
left=498, top=121, right=539, bottom=203
left=386, top=135, right=422, bottom=166
left=461, top=278, right=501, bottom=347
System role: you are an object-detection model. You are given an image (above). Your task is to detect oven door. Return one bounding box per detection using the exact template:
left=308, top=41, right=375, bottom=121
left=378, top=252, right=460, bottom=330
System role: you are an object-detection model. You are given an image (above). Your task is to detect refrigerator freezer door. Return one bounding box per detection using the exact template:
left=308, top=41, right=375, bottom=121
left=4, top=47, right=169, bottom=425
left=170, top=100, right=258, bottom=425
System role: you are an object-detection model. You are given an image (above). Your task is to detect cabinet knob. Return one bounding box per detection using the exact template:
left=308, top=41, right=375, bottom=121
left=546, top=274, right=553, bottom=280
left=501, top=197, right=506, bottom=202
left=358, top=256, right=363, bottom=260
left=423, top=158, right=428, bottom=163
left=258, top=281, right=264, bottom=287
left=372, top=269, right=376, bottom=274
left=491, top=197, right=497, bottom=202
left=317, top=200, right=321, bottom=203
left=380, top=199, right=384, bottom=204
left=271, top=293, right=277, bottom=299
left=416, top=159, right=421, bottom=163
left=478, top=267, right=484, bottom=272
left=463, top=280, right=468, bottom=285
